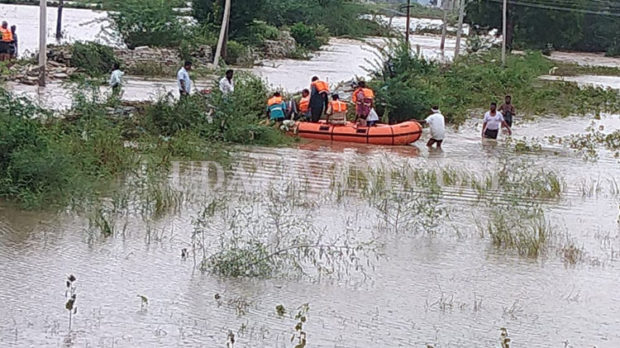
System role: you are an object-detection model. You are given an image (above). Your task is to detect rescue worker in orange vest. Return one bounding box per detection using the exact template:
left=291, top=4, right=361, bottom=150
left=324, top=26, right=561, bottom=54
left=326, top=94, right=348, bottom=125
left=352, top=81, right=374, bottom=127
left=297, top=89, right=311, bottom=120
left=310, top=76, right=329, bottom=123
left=0, top=21, right=14, bottom=62
left=266, top=92, right=287, bottom=123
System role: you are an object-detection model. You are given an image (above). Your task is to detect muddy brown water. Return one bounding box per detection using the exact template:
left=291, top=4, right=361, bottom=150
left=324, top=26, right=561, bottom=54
left=1, top=114, right=619, bottom=347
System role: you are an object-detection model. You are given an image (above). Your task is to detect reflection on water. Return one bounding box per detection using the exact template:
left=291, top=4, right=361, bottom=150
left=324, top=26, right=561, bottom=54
left=1, top=115, right=619, bottom=347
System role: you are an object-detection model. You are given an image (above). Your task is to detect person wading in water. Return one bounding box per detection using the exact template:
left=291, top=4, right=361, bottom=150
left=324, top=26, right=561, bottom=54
left=498, top=95, right=516, bottom=128
left=482, top=102, right=512, bottom=139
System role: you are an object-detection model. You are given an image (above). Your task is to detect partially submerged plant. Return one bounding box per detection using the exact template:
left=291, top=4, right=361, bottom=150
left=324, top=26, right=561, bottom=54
left=64, top=275, right=77, bottom=331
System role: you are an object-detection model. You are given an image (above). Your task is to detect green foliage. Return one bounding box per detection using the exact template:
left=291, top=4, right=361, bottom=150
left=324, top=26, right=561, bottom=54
left=466, top=0, right=620, bottom=53
left=242, top=20, right=281, bottom=46
left=205, top=73, right=291, bottom=145
left=70, top=42, right=118, bottom=76
left=290, top=23, right=329, bottom=51
left=224, top=40, right=249, bottom=65
left=144, top=94, right=209, bottom=136
left=0, top=85, right=135, bottom=207
left=368, top=41, right=619, bottom=124
left=192, top=0, right=267, bottom=39
left=109, top=0, right=188, bottom=49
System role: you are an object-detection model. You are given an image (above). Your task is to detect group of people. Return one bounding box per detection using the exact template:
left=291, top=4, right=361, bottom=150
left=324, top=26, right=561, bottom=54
left=423, top=95, right=515, bottom=149
left=0, top=21, right=18, bottom=61
left=266, top=77, right=378, bottom=126
left=166, top=62, right=516, bottom=149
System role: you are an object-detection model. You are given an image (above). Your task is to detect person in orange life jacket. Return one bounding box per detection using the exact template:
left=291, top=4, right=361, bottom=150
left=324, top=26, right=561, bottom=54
left=297, top=89, right=311, bottom=120
left=352, top=81, right=374, bottom=126
left=326, top=94, right=348, bottom=125
left=0, top=21, right=14, bottom=61
left=309, top=76, right=329, bottom=123
left=266, top=92, right=287, bottom=123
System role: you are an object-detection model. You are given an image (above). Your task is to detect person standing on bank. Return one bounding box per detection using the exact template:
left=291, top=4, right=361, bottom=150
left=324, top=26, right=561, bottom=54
left=109, top=63, right=124, bottom=96
left=9, top=25, right=17, bottom=59
left=309, top=76, right=329, bottom=123
left=219, top=69, right=234, bottom=95
left=498, top=95, right=516, bottom=128
left=482, top=102, right=512, bottom=139
left=0, top=21, right=13, bottom=61
left=177, top=61, right=192, bottom=98
left=423, top=106, right=445, bottom=148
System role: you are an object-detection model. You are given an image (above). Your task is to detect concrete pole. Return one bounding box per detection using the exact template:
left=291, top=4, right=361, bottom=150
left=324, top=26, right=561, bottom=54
left=56, top=0, right=64, bottom=40
left=213, top=0, right=231, bottom=67
left=38, top=0, right=47, bottom=87
left=440, top=0, right=449, bottom=56
left=405, top=0, right=411, bottom=46
left=454, top=0, right=465, bottom=59
left=502, top=0, right=507, bottom=66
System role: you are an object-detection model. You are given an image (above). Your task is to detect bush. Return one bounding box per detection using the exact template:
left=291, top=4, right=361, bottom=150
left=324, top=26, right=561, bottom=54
left=109, top=0, right=188, bottom=49
left=205, top=73, right=290, bottom=145
left=290, top=22, right=329, bottom=51
left=242, top=20, right=280, bottom=46
left=224, top=40, right=249, bottom=65
left=144, top=94, right=210, bottom=136
left=70, top=42, right=118, bottom=76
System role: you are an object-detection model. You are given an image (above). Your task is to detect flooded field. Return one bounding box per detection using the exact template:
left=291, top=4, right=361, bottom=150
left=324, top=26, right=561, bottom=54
left=0, top=4, right=118, bottom=57
left=1, top=4, right=620, bottom=346
left=539, top=75, right=620, bottom=90
left=1, top=114, right=619, bottom=347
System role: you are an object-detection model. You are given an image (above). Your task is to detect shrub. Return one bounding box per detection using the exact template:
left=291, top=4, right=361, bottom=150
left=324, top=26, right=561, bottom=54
left=144, top=94, right=210, bottom=136
left=70, top=42, right=118, bottom=76
left=205, top=73, right=290, bottom=145
left=224, top=40, right=249, bottom=65
left=290, top=22, right=329, bottom=51
left=109, top=0, right=188, bottom=49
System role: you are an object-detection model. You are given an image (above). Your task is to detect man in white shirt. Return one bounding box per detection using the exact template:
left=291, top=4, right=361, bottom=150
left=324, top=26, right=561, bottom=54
left=423, top=106, right=445, bottom=148
left=109, top=63, right=124, bottom=96
left=177, top=61, right=192, bottom=98
left=219, top=69, right=234, bottom=95
left=482, top=102, right=512, bottom=139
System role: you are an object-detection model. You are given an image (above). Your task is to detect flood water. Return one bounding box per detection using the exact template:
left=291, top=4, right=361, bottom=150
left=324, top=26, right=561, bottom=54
left=1, top=113, right=620, bottom=347
left=0, top=4, right=119, bottom=57
left=2, top=4, right=620, bottom=347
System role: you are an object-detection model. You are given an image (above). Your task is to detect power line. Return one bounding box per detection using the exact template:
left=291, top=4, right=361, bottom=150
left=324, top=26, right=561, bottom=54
left=484, top=0, right=620, bottom=16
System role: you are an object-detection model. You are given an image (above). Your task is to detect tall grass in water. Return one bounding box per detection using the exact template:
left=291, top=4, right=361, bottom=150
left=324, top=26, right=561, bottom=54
left=483, top=202, right=551, bottom=258
left=192, top=190, right=379, bottom=279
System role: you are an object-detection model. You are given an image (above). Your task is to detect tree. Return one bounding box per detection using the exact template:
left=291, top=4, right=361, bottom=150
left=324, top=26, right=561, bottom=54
left=465, top=0, right=618, bottom=54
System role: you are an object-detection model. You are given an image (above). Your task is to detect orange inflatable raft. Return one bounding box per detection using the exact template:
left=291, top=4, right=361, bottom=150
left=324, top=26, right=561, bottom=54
left=296, top=121, right=422, bottom=145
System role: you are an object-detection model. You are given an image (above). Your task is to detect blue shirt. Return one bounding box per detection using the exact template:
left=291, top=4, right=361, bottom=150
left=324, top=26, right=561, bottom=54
left=267, top=102, right=287, bottom=120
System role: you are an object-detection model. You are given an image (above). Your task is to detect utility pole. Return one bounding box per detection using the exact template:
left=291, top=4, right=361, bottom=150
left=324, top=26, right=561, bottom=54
left=502, top=0, right=507, bottom=66
left=56, top=0, right=64, bottom=40
left=38, top=0, right=46, bottom=87
left=405, top=0, right=411, bottom=46
left=213, top=0, right=231, bottom=67
left=440, top=0, right=450, bottom=56
left=454, top=0, right=465, bottom=59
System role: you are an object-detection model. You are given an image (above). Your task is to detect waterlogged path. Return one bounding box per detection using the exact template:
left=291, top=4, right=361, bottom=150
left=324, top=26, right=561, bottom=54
left=1, top=114, right=619, bottom=347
